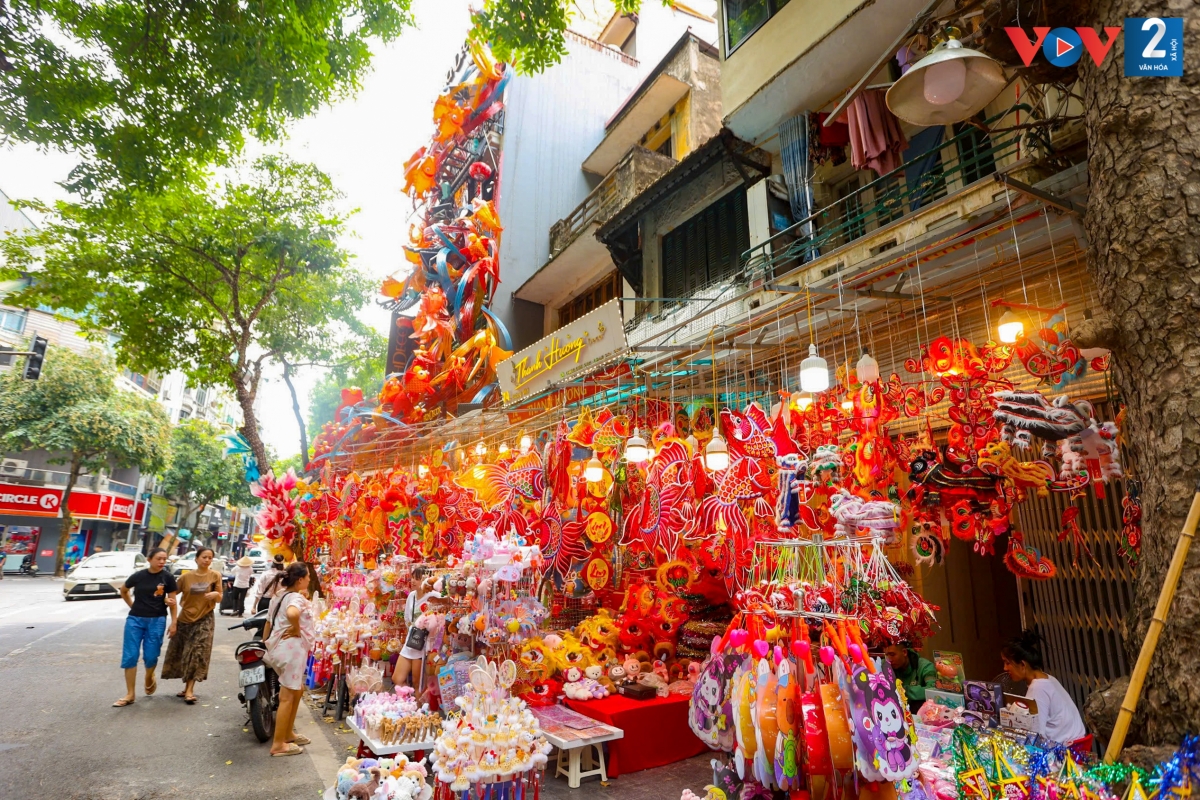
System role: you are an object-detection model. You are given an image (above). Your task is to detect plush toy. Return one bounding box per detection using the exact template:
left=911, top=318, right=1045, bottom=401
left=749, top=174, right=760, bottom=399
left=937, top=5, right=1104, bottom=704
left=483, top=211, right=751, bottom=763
left=552, top=633, right=591, bottom=673
left=518, top=637, right=556, bottom=681
left=562, top=666, right=589, bottom=700
left=608, top=663, right=628, bottom=688
left=652, top=659, right=670, bottom=683
left=623, top=657, right=643, bottom=683
left=585, top=665, right=611, bottom=697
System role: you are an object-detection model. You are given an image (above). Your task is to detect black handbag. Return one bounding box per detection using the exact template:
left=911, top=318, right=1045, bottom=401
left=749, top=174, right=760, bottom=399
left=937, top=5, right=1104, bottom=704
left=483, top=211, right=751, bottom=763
left=404, top=624, right=428, bottom=652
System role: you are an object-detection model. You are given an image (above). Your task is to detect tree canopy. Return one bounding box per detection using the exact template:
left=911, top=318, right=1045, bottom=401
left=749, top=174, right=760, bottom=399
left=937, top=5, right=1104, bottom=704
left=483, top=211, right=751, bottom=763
left=307, top=332, right=387, bottom=441
left=0, top=155, right=375, bottom=474
left=0, top=0, right=414, bottom=194
left=159, top=419, right=255, bottom=527
left=0, top=347, right=172, bottom=574
left=472, top=0, right=649, bottom=74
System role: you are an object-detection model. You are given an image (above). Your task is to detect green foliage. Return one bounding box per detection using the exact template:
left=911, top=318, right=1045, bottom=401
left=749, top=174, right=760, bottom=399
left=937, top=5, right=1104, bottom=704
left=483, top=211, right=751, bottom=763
left=0, top=0, right=415, bottom=194
left=471, top=0, right=656, bottom=74
left=159, top=420, right=255, bottom=521
left=272, top=452, right=307, bottom=478
left=0, top=155, right=375, bottom=470
left=0, top=347, right=172, bottom=476
left=307, top=332, right=387, bottom=440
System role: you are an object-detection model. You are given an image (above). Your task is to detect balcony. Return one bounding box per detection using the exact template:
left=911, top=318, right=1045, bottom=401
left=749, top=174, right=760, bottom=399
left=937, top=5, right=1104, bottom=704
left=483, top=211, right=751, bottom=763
left=582, top=32, right=720, bottom=176
left=514, top=146, right=676, bottom=308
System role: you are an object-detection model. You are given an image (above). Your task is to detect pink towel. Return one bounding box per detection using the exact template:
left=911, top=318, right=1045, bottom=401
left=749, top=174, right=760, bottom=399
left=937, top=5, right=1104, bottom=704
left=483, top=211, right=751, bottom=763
left=844, top=89, right=908, bottom=175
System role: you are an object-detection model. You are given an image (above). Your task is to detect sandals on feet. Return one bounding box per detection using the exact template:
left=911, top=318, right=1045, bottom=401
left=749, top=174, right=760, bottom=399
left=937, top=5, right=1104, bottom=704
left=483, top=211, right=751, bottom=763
left=185, top=695, right=198, bottom=705
left=290, top=734, right=312, bottom=745
left=271, top=743, right=304, bottom=757
left=144, top=678, right=157, bottom=696
left=112, top=698, right=135, bottom=707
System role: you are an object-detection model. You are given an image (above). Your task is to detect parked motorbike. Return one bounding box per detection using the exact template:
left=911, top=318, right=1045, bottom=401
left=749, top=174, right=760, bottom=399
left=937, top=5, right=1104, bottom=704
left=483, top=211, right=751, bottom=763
left=19, top=555, right=38, bottom=576
left=229, top=610, right=277, bottom=742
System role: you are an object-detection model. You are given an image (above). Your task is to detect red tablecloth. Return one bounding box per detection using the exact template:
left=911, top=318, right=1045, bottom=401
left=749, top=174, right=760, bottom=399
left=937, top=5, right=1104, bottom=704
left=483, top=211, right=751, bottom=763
left=564, top=693, right=707, bottom=777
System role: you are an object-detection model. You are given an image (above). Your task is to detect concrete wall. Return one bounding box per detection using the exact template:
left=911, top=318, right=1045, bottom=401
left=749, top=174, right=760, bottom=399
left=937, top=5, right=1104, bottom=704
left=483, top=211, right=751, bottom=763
left=493, top=36, right=641, bottom=351
left=718, top=0, right=868, bottom=120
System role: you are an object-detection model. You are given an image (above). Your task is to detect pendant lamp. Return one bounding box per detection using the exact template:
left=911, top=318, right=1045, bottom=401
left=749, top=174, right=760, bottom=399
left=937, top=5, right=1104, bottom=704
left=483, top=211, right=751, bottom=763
left=418, top=464, right=429, bottom=478
left=800, top=343, right=830, bottom=393
left=519, top=434, right=532, bottom=453
left=704, top=434, right=730, bottom=472
left=624, top=428, right=648, bottom=463
left=856, top=347, right=880, bottom=383
left=498, top=442, right=510, bottom=455
left=795, top=394, right=814, bottom=411
left=886, top=30, right=1007, bottom=126
left=997, top=309, right=1025, bottom=343
left=584, top=451, right=604, bottom=483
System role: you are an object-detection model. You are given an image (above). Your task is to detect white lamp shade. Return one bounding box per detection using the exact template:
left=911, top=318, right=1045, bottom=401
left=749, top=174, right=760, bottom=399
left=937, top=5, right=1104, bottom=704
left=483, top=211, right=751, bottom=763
left=800, top=343, right=830, bottom=392
left=886, top=39, right=1007, bottom=126
left=998, top=309, right=1025, bottom=343
left=704, top=435, right=730, bottom=472
left=584, top=453, right=604, bottom=482
left=795, top=394, right=814, bottom=410
left=498, top=442, right=509, bottom=454
left=856, top=350, right=880, bottom=383
left=625, top=428, right=648, bottom=463
left=519, top=434, right=532, bottom=453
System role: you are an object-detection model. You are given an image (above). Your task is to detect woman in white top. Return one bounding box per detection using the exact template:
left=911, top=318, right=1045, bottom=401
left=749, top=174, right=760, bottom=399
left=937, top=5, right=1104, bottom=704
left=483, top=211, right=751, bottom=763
left=1002, top=630, right=1087, bottom=744
left=230, top=556, right=255, bottom=618
left=391, top=568, right=435, bottom=689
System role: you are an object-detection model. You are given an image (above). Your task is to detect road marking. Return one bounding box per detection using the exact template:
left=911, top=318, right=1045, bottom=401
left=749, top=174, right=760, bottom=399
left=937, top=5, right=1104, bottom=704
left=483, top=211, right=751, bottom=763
left=0, top=615, right=99, bottom=662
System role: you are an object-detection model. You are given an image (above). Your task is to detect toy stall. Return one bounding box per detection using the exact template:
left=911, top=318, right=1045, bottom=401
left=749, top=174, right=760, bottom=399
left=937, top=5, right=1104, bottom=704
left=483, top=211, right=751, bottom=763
left=219, top=29, right=1181, bottom=800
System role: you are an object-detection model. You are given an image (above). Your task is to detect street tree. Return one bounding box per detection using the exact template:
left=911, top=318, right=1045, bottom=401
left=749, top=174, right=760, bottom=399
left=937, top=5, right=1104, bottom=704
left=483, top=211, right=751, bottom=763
left=0, top=0, right=414, bottom=194
left=159, top=419, right=255, bottom=539
left=307, top=333, right=387, bottom=441
left=0, top=155, right=374, bottom=477
left=0, top=348, right=172, bottom=576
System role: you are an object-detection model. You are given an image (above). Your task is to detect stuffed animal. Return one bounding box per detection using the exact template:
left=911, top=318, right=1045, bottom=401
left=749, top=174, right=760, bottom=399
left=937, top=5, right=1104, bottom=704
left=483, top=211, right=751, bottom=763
left=652, top=659, right=670, bottom=683
left=518, top=637, right=556, bottom=681
left=562, top=666, right=590, bottom=700
left=585, top=664, right=611, bottom=697
left=552, top=633, right=591, bottom=673
left=623, top=657, right=643, bottom=683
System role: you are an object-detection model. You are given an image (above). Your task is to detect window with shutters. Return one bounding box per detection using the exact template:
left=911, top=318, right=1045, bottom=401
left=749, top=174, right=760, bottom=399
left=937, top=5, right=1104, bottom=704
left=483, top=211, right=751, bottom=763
left=660, top=187, right=749, bottom=300
left=558, top=271, right=622, bottom=327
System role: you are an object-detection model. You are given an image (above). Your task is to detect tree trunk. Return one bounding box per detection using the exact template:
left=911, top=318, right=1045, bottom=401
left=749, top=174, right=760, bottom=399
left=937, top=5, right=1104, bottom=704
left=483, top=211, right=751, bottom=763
left=280, top=359, right=309, bottom=471
left=1080, top=0, right=1200, bottom=746
left=232, top=374, right=269, bottom=480
left=54, top=457, right=84, bottom=577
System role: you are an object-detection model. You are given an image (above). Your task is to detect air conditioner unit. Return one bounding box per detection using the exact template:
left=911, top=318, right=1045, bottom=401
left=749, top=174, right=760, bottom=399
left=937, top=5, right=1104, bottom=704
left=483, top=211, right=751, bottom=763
left=0, top=458, right=27, bottom=477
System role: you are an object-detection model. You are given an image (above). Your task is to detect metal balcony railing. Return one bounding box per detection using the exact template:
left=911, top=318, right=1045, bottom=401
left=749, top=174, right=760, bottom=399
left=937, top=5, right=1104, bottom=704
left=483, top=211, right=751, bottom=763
left=742, top=105, right=1048, bottom=282
left=548, top=146, right=676, bottom=259
left=0, top=467, right=138, bottom=496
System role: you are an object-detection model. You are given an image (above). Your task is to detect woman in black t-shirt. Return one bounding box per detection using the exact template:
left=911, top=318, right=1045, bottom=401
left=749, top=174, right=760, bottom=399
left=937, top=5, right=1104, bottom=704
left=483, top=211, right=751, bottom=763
left=113, top=549, right=179, bottom=707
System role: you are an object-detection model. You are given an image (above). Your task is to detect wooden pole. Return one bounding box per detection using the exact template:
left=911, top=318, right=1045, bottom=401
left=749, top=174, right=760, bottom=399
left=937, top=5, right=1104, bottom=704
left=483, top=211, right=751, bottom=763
left=1104, top=478, right=1200, bottom=762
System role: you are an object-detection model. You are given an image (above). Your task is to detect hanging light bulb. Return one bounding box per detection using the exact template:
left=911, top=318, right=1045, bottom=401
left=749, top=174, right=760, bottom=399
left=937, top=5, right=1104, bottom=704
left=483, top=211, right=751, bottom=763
left=498, top=442, right=510, bottom=455
left=475, top=441, right=487, bottom=457
left=704, top=434, right=730, bottom=472
left=795, top=394, right=814, bottom=411
left=624, top=428, right=648, bottom=463
left=584, top=451, right=604, bottom=483
left=686, top=434, right=699, bottom=454
left=856, top=347, right=880, bottom=384
left=923, top=58, right=967, bottom=105
left=842, top=399, right=854, bottom=412
left=997, top=309, right=1025, bottom=343
left=417, top=463, right=429, bottom=478
left=885, top=29, right=1007, bottom=126
left=519, top=434, right=532, bottom=453
left=799, top=343, right=830, bottom=392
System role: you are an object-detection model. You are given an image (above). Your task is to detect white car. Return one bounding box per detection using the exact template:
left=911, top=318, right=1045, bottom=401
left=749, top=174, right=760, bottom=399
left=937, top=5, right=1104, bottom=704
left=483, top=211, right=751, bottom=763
left=172, top=554, right=228, bottom=576
left=244, top=547, right=271, bottom=573
left=63, top=551, right=149, bottom=600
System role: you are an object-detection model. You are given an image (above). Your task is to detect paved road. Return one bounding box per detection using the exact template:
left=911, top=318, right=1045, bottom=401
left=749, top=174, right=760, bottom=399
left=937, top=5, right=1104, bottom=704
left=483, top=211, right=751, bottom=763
left=0, top=577, right=345, bottom=800
left=0, top=578, right=714, bottom=800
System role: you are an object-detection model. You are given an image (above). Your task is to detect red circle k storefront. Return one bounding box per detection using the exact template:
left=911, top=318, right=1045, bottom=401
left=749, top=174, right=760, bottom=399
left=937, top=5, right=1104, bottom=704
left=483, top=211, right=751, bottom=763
left=0, top=484, right=146, bottom=572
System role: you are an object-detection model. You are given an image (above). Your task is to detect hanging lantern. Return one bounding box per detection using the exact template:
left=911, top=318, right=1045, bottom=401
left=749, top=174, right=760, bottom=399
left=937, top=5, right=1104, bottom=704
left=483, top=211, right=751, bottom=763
left=704, top=434, right=730, bottom=472
left=842, top=399, right=854, bottom=412
left=800, top=343, right=830, bottom=392
left=686, top=434, right=699, bottom=454
left=417, top=464, right=430, bottom=478
left=997, top=309, right=1025, bottom=343
left=856, top=347, right=880, bottom=383
left=885, top=29, right=1007, bottom=126
left=498, top=442, right=510, bottom=455
left=519, top=434, right=533, bottom=453
left=475, top=441, right=487, bottom=457
left=584, top=451, right=604, bottom=483
left=624, top=428, right=648, bottom=463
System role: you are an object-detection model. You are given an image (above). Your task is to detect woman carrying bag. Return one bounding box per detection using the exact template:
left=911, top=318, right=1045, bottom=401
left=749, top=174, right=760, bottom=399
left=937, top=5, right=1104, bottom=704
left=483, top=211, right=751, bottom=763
left=263, top=563, right=315, bottom=757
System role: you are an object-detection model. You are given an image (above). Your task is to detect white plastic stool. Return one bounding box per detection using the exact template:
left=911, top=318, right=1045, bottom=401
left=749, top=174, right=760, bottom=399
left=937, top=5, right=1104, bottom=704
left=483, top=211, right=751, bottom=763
left=554, top=742, right=608, bottom=788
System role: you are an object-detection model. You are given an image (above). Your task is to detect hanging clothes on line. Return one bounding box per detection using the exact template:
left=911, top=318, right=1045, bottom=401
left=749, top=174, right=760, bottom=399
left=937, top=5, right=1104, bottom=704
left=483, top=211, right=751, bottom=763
left=844, top=89, right=908, bottom=176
